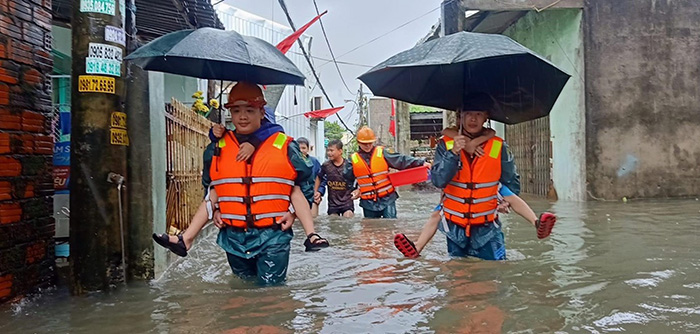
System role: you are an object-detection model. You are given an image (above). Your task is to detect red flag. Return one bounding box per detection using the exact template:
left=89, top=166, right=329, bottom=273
left=304, top=106, right=343, bottom=119
left=389, top=99, right=396, bottom=137
left=276, top=11, right=328, bottom=54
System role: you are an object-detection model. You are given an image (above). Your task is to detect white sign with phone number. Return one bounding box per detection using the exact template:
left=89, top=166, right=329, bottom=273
left=105, top=26, right=125, bottom=46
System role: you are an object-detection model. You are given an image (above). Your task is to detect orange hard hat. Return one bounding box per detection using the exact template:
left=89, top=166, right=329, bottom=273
left=356, top=126, right=376, bottom=143
left=225, top=82, right=267, bottom=108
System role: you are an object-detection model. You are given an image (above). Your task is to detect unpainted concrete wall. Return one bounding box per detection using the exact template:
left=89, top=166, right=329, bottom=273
left=584, top=0, right=700, bottom=199
left=368, top=98, right=395, bottom=149
left=503, top=9, right=587, bottom=201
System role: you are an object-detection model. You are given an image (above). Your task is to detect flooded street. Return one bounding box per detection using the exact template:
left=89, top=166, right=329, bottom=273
left=2, top=190, right=700, bottom=333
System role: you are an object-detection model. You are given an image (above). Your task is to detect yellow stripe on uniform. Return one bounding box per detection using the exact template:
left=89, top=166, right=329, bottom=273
left=445, top=139, right=454, bottom=151
left=489, top=140, right=502, bottom=159
left=273, top=133, right=288, bottom=149
left=218, top=138, right=226, bottom=148
left=376, top=147, right=384, bottom=158
left=351, top=153, right=359, bottom=164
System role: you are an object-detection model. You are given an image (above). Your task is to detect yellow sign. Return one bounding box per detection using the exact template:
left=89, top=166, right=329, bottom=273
left=110, top=128, right=129, bottom=146
left=110, top=112, right=127, bottom=129
left=78, top=75, right=115, bottom=94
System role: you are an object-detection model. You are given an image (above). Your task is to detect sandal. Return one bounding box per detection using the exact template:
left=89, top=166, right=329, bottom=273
left=304, top=233, right=329, bottom=252
left=152, top=233, right=188, bottom=257
left=394, top=233, right=419, bottom=258
left=536, top=212, right=557, bottom=239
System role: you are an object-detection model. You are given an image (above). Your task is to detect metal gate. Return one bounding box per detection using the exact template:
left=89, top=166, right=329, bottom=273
left=504, top=116, right=552, bottom=197
left=165, top=98, right=213, bottom=233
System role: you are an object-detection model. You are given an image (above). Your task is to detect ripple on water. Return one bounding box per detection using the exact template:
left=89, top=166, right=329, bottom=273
left=624, top=270, right=676, bottom=288
left=593, top=311, right=654, bottom=328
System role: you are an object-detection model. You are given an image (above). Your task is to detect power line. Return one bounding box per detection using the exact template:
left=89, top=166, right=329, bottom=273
left=312, top=0, right=354, bottom=95
left=317, top=1, right=452, bottom=69
left=286, top=51, right=372, bottom=68
left=277, top=0, right=355, bottom=136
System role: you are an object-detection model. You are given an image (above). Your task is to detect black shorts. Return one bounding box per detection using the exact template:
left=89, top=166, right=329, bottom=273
left=327, top=206, right=354, bottom=215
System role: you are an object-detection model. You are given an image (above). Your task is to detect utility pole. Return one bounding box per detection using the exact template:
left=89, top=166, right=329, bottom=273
left=357, top=84, right=368, bottom=128
left=71, top=0, right=129, bottom=293
left=124, top=0, right=155, bottom=280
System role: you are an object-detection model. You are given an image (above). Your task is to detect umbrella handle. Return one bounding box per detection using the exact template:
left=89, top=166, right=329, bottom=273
left=457, top=111, right=463, bottom=170
left=219, top=80, right=224, bottom=124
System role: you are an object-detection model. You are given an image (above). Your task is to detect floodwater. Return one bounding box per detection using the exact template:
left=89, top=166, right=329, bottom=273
left=2, top=190, right=700, bottom=333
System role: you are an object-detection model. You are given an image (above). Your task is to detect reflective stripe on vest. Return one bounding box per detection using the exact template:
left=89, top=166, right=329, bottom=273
left=210, top=132, right=296, bottom=229
left=441, top=136, right=503, bottom=235
left=443, top=207, right=498, bottom=219
left=448, top=180, right=499, bottom=190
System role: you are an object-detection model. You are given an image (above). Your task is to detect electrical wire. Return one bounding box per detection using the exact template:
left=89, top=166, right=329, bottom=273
left=277, top=0, right=355, bottom=135
left=312, top=0, right=355, bottom=95
left=316, top=0, right=454, bottom=69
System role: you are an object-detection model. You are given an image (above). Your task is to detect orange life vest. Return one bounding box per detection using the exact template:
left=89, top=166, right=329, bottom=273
left=441, top=136, right=503, bottom=236
left=350, top=146, right=395, bottom=201
left=209, top=131, right=296, bottom=228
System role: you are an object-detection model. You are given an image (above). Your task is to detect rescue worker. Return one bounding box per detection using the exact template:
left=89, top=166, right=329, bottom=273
left=154, top=82, right=326, bottom=284
left=430, top=92, right=521, bottom=260
left=351, top=126, right=430, bottom=218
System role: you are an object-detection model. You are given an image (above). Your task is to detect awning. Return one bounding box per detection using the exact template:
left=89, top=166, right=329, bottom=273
left=304, top=107, right=344, bottom=119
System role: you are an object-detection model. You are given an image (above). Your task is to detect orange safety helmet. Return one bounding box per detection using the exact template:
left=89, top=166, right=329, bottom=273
left=356, top=126, right=377, bottom=143
left=225, top=82, right=267, bottom=109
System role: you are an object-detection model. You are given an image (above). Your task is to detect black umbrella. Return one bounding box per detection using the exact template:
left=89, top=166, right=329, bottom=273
left=125, top=28, right=305, bottom=85
left=358, top=31, right=570, bottom=124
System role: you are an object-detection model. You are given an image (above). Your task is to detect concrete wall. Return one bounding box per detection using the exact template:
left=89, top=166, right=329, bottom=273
left=368, top=97, right=395, bottom=148
left=584, top=0, right=700, bottom=199
left=163, top=74, right=200, bottom=105
left=148, top=72, right=172, bottom=279
left=503, top=9, right=587, bottom=201
left=0, top=0, right=55, bottom=303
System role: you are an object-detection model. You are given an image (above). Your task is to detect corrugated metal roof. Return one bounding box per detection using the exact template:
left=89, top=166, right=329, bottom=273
left=52, top=0, right=224, bottom=41
left=409, top=105, right=442, bottom=113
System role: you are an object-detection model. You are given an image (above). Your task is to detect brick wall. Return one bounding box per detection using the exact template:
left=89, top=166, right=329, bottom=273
left=0, top=0, right=55, bottom=303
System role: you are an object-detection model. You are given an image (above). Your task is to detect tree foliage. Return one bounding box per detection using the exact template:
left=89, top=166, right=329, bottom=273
left=324, top=121, right=344, bottom=141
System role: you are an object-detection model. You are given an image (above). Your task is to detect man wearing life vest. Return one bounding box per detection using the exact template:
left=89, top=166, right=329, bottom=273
left=153, top=82, right=326, bottom=285
left=430, top=93, right=521, bottom=260
left=351, top=126, right=430, bottom=218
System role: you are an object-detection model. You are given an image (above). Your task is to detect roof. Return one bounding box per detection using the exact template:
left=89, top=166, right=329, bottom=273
left=463, top=10, right=527, bottom=34
left=409, top=105, right=442, bottom=113
left=52, top=0, right=224, bottom=41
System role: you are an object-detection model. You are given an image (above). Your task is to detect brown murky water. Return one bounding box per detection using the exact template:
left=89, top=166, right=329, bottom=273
left=1, top=190, right=700, bottom=333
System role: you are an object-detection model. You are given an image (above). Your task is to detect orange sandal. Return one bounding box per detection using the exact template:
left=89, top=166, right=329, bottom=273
left=394, top=233, right=419, bottom=258
left=536, top=212, right=556, bottom=239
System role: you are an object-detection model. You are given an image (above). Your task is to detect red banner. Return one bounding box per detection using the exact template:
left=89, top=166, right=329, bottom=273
left=276, top=11, right=328, bottom=54
left=304, top=106, right=344, bottom=119
left=389, top=99, right=396, bottom=137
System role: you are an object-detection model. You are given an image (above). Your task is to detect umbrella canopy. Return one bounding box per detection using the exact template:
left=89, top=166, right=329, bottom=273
left=358, top=32, right=570, bottom=124
left=125, top=28, right=305, bottom=85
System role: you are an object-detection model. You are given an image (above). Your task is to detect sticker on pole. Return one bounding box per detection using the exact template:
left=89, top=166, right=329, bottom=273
left=105, top=26, right=125, bottom=46
left=110, top=112, right=127, bottom=129
left=88, top=43, right=123, bottom=62
left=78, top=75, right=115, bottom=94
left=86, top=59, right=121, bottom=77
left=80, top=0, right=116, bottom=16
left=110, top=128, right=129, bottom=146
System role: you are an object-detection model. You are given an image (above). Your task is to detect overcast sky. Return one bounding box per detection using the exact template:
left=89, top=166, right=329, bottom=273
left=221, top=0, right=443, bottom=125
